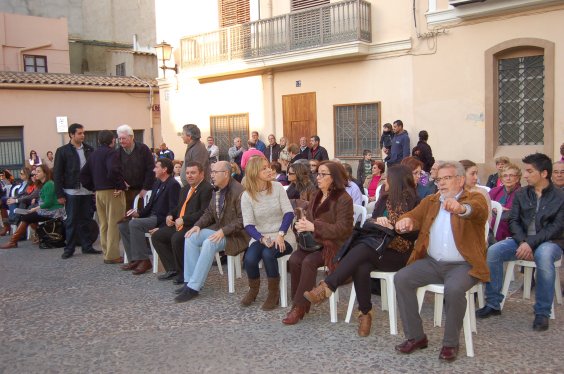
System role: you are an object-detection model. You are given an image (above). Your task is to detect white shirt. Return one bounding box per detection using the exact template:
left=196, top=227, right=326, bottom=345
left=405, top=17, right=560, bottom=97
left=428, top=191, right=471, bottom=262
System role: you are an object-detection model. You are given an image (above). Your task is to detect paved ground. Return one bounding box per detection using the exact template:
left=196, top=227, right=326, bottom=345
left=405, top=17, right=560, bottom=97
left=1, top=239, right=563, bottom=374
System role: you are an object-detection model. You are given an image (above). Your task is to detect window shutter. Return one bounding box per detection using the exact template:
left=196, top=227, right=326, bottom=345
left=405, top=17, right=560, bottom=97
left=219, top=0, right=250, bottom=27
left=291, top=0, right=329, bottom=11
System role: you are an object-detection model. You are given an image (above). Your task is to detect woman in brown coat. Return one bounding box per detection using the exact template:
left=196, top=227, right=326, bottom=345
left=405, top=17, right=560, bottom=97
left=282, top=161, right=353, bottom=325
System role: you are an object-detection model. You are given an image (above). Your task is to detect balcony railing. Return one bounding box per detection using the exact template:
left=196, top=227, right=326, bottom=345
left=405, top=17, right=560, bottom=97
left=181, top=0, right=371, bottom=68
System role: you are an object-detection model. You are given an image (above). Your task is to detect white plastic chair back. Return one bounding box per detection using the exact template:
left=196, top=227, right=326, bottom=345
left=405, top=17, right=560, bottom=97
left=352, top=204, right=367, bottom=226
left=374, top=184, right=383, bottom=202
left=366, top=201, right=376, bottom=216
left=490, top=200, right=503, bottom=238
left=477, top=184, right=491, bottom=193
left=361, top=194, right=368, bottom=207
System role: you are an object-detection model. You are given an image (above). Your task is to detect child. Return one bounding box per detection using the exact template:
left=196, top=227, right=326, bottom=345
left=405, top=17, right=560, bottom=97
left=380, top=123, right=393, bottom=162
left=357, top=150, right=373, bottom=182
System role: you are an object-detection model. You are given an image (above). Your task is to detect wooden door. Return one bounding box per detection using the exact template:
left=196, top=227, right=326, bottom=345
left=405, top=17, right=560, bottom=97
left=282, top=92, right=317, bottom=146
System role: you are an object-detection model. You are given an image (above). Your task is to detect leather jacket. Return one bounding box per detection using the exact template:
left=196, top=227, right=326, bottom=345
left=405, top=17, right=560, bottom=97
left=53, top=142, right=94, bottom=198
left=509, top=183, right=564, bottom=250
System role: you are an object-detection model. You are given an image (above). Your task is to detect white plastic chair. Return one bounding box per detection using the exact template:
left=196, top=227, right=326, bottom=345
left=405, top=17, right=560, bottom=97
left=227, top=253, right=243, bottom=293
left=353, top=204, right=367, bottom=226
left=361, top=194, right=369, bottom=207
left=363, top=188, right=368, bottom=196
left=490, top=200, right=503, bottom=239
left=416, top=283, right=480, bottom=357
left=278, top=254, right=291, bottom=307
left=345, top=271, right=398, bottom=335
left=477, top=185, right=491, bottom=193
left=365, top=201, right=376, bottom=216
left=500, top=259, right=562, bottom=318
left=374, top=184, right=383, bottom=202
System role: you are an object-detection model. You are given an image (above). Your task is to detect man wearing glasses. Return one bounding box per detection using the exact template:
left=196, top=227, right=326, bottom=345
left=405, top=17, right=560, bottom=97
left=393, top=161, right=489, bottom=362
left=174, top=161, right=249, bottom=303
left=477, top=153, right=563, bottom=332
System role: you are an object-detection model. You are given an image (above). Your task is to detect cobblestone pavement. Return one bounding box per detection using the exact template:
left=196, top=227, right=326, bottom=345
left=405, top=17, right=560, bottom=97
left=1, top=239, right=563, bottom=374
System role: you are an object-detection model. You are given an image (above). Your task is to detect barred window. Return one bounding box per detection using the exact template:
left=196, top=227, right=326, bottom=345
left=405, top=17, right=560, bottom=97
left=116, top=63, right=126, bottom=76
left=210, top=113, right=249, bottom=161
left=23, top=55, right=47, bottom=73
left=334, top=103, right=380, bottom=158
left=498, top=55, right=544, bottom=145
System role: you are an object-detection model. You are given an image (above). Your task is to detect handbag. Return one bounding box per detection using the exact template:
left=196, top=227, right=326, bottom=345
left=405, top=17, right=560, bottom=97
left=37, top=219, right=66, bottom=249
left=294, top=205, right=323, bottom=253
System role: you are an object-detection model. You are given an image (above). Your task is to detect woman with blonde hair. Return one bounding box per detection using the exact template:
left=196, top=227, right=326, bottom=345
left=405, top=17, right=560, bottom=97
left=240, top=156, right=295, bottom=310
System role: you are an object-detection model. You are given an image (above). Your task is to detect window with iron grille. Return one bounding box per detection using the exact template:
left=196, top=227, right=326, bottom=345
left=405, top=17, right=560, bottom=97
left=334, top=103, right=380, bottom=158
left=219, top=0, right=250, bottom=27
left=116, top=63, right=126, bottom=76
left=291, top=0, right=329, bottom=11
left=210, top=113, right=249, bottom=161
left=23, top=55, right=47, bottom=73
left=498, top=55, right=544, bottom=146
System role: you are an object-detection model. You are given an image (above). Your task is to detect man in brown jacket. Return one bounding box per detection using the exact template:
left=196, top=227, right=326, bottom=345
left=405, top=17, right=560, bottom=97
left=180, top=124, right=209, bottom=185
left=174, top=161, right=249, bottom=302
left=393, top=161, right=489, bottom=362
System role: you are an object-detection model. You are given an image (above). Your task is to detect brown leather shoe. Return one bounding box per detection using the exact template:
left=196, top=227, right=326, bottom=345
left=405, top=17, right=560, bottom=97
left=357, top=310, right=373, bottom=337
left=395, top=335, right=428, bottom=354
left=282, top=304, right=308, bottom=325
left=303, top=281, right=332, bottom=305
left=104, top=257, right=124, bottom=264
left=121, top=260, right=140, bottom=271
left=132, top=259, right=152, bottom=275
left=438, top=346, right=459, bottom=362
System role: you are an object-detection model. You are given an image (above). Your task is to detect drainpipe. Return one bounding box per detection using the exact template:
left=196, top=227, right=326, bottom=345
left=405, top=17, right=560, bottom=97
left=18, top=43, right=52, bottom=71
left=132, top=75, right=155, bottom=148
left=267, top=72, right=275, bottom=136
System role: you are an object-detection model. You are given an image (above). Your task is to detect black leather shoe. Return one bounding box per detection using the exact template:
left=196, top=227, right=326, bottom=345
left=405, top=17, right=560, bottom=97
left=175, top=285, right=187, bottom=294
left=61, top=252, right=73, bottom=259
left=174, top=287, right=199, bottom=303
left=158, top=271, right=178, bottom=281
left=476, top=306, right=501, bottom=319
left=532, top=315, right=549, bottom=331
left=173, top=276, right=185, bottom=285
left=82, top=249, right=102, bottom=255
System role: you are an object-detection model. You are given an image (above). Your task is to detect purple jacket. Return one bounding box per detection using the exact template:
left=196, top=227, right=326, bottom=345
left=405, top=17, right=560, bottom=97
left=489, top=185, right=521, bottom=241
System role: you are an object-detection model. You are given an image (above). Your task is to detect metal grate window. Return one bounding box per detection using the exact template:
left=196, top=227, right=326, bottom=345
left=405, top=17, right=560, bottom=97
left=210, top=113, right=249, bottom=161
left=498, top=55, right=544, bottom=146
left=23, top=55, right=47, bottom=73
left=116, top=63, right=126, bottom=76
left=334, top=103, right=379, bottom=158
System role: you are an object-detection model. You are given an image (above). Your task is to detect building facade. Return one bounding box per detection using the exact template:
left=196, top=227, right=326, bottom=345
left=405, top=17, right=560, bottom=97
left=155, top=0, right=564, bottom=177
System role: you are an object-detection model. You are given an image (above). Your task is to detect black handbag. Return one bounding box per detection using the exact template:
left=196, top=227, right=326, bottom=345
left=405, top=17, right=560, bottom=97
left=37, top=219, right=66, bottom=249
left=294, top=205, right=323, bottom=253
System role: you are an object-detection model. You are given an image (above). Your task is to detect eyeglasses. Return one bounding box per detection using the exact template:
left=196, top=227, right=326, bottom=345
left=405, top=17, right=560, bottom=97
left=553, top=170, right=564, bottom=175
left=502, top=174, right=518, bottom=178
left=435, top=175, right=458, bottom=183
left=287, top=172, right=296, bottom=175
left=316, top=172, right=331, bottom=179
left=210, top=170, right=228, bottom=175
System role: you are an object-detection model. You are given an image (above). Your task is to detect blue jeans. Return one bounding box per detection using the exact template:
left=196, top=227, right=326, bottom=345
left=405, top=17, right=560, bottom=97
left=64, top=194, right=95, bottom=252
left=244, top=240, right=293, bottom=279
left=485, top=238, right=562, bottom=317
left=184, top=229, right=226, bottom=292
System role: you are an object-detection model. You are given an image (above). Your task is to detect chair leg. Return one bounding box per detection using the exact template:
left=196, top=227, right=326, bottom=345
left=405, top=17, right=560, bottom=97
left=463, top=291, right=474, bottom=357
left=434, top=294, right=444, bottom=327
left=523, top=267, right=533, bottom=300
left=215, top=252, right=224, bottom=275
left=416, top=288, right=426, bottom=312
left=227, top=255, right=235, bottom=293
left=500, top=261, right=516, bottom=310
left=381, top=279, right=388, bottom=311
left=554, top=271, right=562, bottom=305
left=386, top=277, right=398, bottom=335
left=148, top=237, right=158, bottom=274
left=345, top=285, right=356, bottom=323
left=476, top=283, right=485, bottom=309
left=235, top=253, right=242, bottom=278
left=329, top=289, right=338, bottom=323
left=278, top=256, right=288, bottom=307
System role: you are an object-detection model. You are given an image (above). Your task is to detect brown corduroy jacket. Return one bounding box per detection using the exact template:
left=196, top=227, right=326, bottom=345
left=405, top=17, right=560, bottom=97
left=400, top=188, right=490, bottom=282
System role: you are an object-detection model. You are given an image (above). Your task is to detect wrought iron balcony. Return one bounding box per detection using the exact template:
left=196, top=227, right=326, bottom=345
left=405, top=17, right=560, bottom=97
left=181, top=0, right=371, bottom=68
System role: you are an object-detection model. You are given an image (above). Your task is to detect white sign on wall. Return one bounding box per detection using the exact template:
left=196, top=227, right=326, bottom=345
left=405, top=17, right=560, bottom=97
left=56, top=116, right=68, bottom=133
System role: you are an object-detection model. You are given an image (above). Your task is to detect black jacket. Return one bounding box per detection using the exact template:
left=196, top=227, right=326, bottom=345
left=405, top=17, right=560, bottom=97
left=119, top=141, right=155, bottom=191
left=486, top=173, right=499, bottom=189
left=509, top=183, right=564, bottom=250
left=80, top=145, right=126, bottom=192
left=140, top=175, right=181, bottom=228
left=53, top=142, right=95, bottom=198
left=170, top=181, right=213, bottom=228
left=412, top=140, right=434, bottom=173
left=308, top=146, right=329, bottom=161
left=264, top=143, right=281, bottom=162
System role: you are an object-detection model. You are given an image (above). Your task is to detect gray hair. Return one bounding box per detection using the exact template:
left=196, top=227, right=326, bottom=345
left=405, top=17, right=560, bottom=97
left=438, top=161, right=465, bottom=177
left=183, top=124, right=201, bottom=141
left=215, top=160, right=231, bottom=172
left=292, top=159, right=309, bottom=166
left=116, top=124, right=133, bottom=137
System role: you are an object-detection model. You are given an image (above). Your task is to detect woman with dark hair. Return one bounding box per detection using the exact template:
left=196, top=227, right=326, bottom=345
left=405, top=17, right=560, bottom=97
left=342, top=163, right=363, bottom=204
left=401, top=156, right=435, bottom=199
left=411, top=130, right=434, bottom=173
left=303, top=165, right=419, bottom=336
left=28, top=150, right=42, bottom=168
left=1, top=165, right=64, bottom=249
left=270, top=161, right=288, bottom=186
left=1, top=167, right=36, bottom=235
left=241, top=156, right=295, bottom=310
left=364, top=161, right=385, bottom=202
left=282, top=161, right=353, bottom=325
left=286, top=162, right=317, bottom=201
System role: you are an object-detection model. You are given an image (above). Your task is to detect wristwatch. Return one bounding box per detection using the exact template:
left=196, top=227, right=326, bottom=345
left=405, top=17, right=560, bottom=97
left=278, top=231, right=285, bottom=237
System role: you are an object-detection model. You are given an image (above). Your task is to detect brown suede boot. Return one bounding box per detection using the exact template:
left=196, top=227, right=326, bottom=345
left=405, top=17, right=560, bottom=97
left=0, top=222, right=28, bottom=249
left=241, top=278, right=260, bottom=307
left=261, top=277, right=280, bottom=311
left=357, top=310, right=374, bottom=337
left=303, top=281, right=332, bottom=305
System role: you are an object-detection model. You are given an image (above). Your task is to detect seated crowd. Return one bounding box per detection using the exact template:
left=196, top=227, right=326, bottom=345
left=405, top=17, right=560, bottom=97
left=1, top=123, right=563, bottom=364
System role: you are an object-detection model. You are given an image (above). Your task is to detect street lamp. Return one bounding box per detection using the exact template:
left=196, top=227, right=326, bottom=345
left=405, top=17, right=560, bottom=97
left=154, top=40, right=178, bottom=77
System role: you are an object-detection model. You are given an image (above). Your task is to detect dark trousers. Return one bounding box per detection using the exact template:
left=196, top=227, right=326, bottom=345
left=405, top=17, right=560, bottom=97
left=325, top=244, right=410, bottom=314
left=288, top=249, right=324, bottom=307
left=394, top=256, right=478, bottom=347
left=151, top=225, right=189, bottom=274
left=64, top=194, right=94, bottom=253
left=244, top=240, right=293, bottom=279
left=21, top=212, right=50, bottom=224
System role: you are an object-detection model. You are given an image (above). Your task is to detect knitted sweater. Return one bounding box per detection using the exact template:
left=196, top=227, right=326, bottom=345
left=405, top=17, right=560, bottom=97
left=39, top=180, right=64, bottom=210
left=241, top=182, right=297, bottom=249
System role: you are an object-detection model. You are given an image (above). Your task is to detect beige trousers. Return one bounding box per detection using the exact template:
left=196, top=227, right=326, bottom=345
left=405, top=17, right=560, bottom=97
left=96, top=189, right=126, bottom=260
